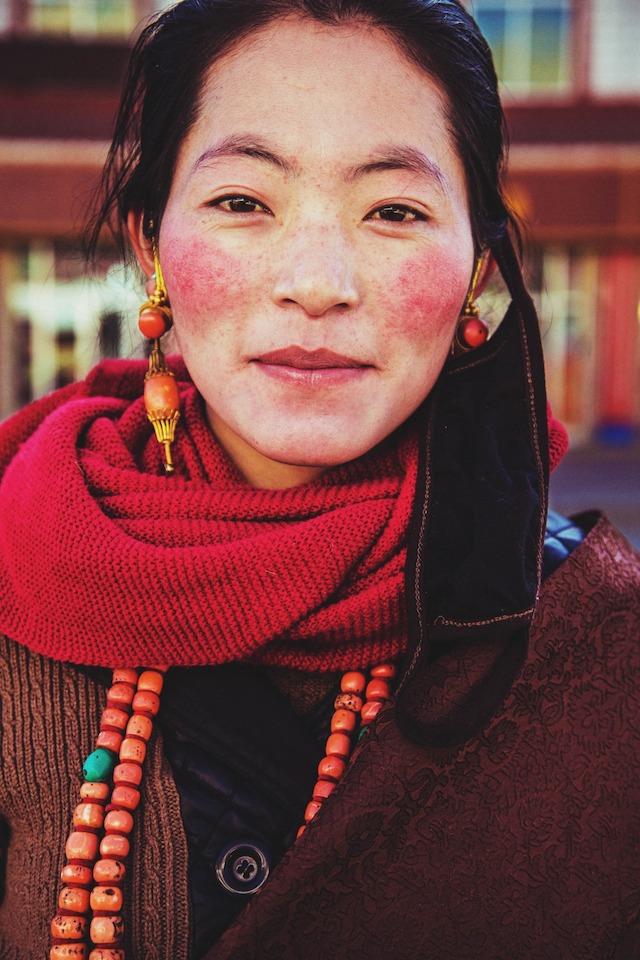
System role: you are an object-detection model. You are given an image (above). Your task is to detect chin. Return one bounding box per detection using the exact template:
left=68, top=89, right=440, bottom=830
left=258, top=433, right=378, bottom=469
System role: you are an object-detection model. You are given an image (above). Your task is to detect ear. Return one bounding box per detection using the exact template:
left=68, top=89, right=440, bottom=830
left=126, top=209, right=155, bottom=279
left=474, top=251, right=497, bottom=298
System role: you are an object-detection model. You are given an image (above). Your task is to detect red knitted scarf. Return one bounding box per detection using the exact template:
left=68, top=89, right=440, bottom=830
left=0, top=360, right=419, bottom=671
left=0, top=359, right=569, bottom=671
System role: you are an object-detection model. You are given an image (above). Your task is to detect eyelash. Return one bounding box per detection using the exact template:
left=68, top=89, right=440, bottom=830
left=210, top=195, right=272, bottom=214
left=209, top=196, right=426, bottom=223
left=366, top=204, right=426, bottom=223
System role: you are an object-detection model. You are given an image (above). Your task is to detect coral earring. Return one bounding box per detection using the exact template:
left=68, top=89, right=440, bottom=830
left=144, top=346, right=180, bottom=473
left=459, top=315, right=489, bottom=349
left=138, top=305, right=172, bottom=340
left=138, top=250, right=180, bottom=473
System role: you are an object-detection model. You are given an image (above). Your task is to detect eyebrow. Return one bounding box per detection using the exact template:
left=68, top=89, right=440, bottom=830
left=193, top=135, right=295, bottom=175
left=193, top=135, right=449, bottom=191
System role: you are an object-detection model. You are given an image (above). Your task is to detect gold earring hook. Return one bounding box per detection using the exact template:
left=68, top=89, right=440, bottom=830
left=151, top=240, right=168, bottom=305
left=464, top=252, right=486, bottom=313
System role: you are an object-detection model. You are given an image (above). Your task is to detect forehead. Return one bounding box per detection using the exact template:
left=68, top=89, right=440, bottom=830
left=176, top=16, right=462, bottom=183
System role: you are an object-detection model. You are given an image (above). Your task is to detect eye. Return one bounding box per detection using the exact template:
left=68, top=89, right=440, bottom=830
left=367, top=204, right=426, bottom=223
left=210, top=195, right=271, bottom=214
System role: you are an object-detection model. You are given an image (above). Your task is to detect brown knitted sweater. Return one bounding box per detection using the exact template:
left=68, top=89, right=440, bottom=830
left=1, top=516, right=640, bottom=959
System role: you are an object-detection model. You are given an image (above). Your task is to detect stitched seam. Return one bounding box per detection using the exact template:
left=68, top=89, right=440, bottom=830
left=433, top=607, right=535, bottom=629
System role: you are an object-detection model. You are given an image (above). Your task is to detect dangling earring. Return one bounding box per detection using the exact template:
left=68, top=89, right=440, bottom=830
left=138, top=243, right=180, bottom=473
left=452, top=254, right=489, bottom=356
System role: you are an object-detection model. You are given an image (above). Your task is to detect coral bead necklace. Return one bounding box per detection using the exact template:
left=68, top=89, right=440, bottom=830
left=298, top=662, right=396, bottom=837
left=50, top=662, right=395, bottom=958
left=50, top=666, right=167, bottom=960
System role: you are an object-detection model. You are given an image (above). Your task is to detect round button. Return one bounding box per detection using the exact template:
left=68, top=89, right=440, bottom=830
left=215, top=841, right=270, bottom=896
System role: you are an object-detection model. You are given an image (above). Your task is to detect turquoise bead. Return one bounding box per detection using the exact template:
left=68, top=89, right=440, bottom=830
left=83, top=747, right=117, bottom=782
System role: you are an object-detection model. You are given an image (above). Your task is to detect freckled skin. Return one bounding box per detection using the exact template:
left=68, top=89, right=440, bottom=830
left=149, top=17, right=476, bottom=488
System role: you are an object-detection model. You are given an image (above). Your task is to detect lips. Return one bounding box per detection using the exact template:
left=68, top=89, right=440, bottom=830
left=252, top=346, right=372, bottom=387
left=255, top=347, right=367, bottom=369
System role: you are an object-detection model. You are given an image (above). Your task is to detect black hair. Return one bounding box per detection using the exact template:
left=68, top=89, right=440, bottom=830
left=87, top=0, right=515, bottom=257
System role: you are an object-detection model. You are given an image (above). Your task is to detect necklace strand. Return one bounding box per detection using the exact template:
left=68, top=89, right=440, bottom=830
left=51, top=666, right=167, bottom=960
left=299, top=663, right=396, bottom=837
left=50, top=662, right=395, bottom=958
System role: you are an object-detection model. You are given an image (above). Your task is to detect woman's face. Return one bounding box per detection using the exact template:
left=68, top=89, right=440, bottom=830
left=155, top=17, right=475, bottom=487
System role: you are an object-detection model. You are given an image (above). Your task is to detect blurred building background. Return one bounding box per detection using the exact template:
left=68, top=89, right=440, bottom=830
left=0, top=0, right=639, bottom=455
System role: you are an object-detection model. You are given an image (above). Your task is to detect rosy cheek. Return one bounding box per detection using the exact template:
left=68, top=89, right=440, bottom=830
left=379, top=255, right=468, bottom=343
left=160, top=238, right=250, bottom=324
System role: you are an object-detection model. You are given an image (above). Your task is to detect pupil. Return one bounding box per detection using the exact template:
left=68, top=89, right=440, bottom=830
left=381, top=206, right=405, bottom=221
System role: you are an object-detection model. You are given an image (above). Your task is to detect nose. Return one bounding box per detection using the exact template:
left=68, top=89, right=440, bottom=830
left=271, top=225, right=359, bottom=317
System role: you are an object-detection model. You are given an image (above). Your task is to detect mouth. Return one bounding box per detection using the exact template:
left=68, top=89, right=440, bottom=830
left=255, top=347, right=368, bottom=369
left=252, top=346, right=372, bottom=386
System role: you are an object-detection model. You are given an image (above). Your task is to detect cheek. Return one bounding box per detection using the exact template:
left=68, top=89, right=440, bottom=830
left=379, top=254, right=469, bottom=344
left=160, top=237, right=252, bottom=328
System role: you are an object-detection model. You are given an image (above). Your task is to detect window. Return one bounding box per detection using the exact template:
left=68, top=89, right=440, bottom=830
left=526, top=245, right=599, bottom=441
left=591, top=0, right=640, bottom=95
left=471, top=0, right=572, bottom=96
left=0, top=0, right=158, bottom=38
left=0, top=243, right=142, bottom=420
left=28, top=0, right=136, bottom=37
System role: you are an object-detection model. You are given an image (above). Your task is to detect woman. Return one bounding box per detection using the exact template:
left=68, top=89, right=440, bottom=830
left=0, top=1, right=639, bottom=958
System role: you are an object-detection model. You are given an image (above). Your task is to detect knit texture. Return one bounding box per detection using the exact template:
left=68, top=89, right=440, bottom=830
left=0, top=358, right=568, bottom=671
left=0, top=359, right=417, bottom=670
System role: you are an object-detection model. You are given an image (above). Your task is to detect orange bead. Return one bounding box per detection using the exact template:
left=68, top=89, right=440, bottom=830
left=113, top=760, right=142, bottom=787
left=325, top=732, right=350, bottom=759
left=110, top=785, right=140, bottom=811
left=89, top=951, right=125, bottom=960
left=126, top=714, right=153, bottom=741
left=51, top=945, right=88, bottom=960
left=96, top=730, right=123, bottom=753
left=66, top=831, right=99, bottom=862
left=104, top=809, right=134, bottom=835
left=318, top=755, right=346, bottom=781
left=93, top=859, right=126, bottom=884
left=99, top=834, right=130, bottom=859
left=137, top=670, right=164, bottom=694
left=333, top=692, right=363, bottom=713
left=304, top=800, right=323, bottom=823
left=100, top=707, right=129, bottom=731
left=80, top=782, right=110, bottom=802
left=131, top=690, right=160, bottom=716
left=361, top=700, right=383, bottom=723
left=90, top=885, right=123, bottom=912
left=89, top=915, right=124, bottom=946
left=312, top=779, right=336, bottom=802
left=461, top=316, right=488, bottom=348
left=112, top=669, right=138, bottom=686
left=119, top=737, right=146, bottom=764
left=331, top=708, right=356, bottom=734
left=51, top=915, right=88, bottom=940
left=113, top=762, right=142, bottom=787
left=144, top=373, right=180, bottom=413
left=107, top=683, right=135, bottom=708
left=296, top=825, right=306, bottom=839
left=370, top=663, right=397, bottom=679
left=73, top=802, right=105, bottom=830
left=365, top=679, right=391, bottom=701
left=61, top=864, right=93, bottom=886
left=340, top=671, right=366, bottom=695
left=58, top=885, right=91, bottom=913
left=138, top=307, right=171, bottom=340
